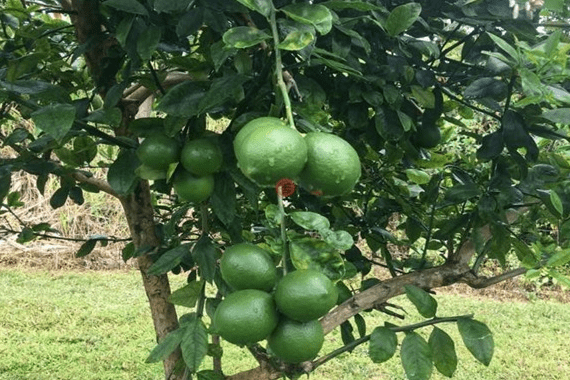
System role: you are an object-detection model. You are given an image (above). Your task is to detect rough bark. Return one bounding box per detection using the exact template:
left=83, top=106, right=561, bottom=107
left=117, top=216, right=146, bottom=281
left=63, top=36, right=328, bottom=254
left=61, top=1, right=183, bottom=377
left=120, top=182, right=183, bottom=379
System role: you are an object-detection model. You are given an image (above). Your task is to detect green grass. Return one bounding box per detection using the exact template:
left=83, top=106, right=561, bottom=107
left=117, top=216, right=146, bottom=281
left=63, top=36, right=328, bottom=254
left=0, top=268, right=569, bottom=380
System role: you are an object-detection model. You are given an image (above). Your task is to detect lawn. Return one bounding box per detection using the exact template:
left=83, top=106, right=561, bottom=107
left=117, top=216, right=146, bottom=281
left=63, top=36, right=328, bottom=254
left=0, top=268, right=569, bottom=380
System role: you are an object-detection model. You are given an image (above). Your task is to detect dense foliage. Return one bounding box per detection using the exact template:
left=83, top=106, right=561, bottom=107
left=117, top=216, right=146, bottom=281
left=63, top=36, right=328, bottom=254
left=1, top=0, right=570, bottom=379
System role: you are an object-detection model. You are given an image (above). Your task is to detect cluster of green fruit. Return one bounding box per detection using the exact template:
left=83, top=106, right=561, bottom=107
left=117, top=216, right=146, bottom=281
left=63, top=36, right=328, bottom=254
left=213, top=243, right=338, bottom=363
left=135, top=134, right=223, bottom=203
left=234, top=117, right=362, bottom=197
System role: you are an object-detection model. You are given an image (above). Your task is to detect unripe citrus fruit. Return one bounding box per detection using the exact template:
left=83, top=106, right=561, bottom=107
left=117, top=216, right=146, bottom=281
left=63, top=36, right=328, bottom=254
left=136, top=134, right=180, bottom=170
left=234, top=117, right=308, bottom=186
left=274, top=269, right=338, bottom=322
left=172, top=170, right=214, bottom=203
left=213, top=289, right=279, bottom=345
left=180, top=137, right=223, bottom=176
left=220, top=243, right=277, bottom=292
left=267, top=318, right=324, bottom=363
left=299, top=132, right=361, bottom=196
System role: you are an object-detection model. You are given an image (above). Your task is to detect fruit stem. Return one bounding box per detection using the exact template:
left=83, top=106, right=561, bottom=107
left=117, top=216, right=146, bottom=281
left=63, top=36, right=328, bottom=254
left=277, top=186, right=290, bottom=275
left=269, top=6, right=295, bottom=129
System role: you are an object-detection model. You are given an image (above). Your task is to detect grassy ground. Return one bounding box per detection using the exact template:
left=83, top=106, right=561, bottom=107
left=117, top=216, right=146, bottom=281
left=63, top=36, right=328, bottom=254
left=1, top=268, right=569, bottom=380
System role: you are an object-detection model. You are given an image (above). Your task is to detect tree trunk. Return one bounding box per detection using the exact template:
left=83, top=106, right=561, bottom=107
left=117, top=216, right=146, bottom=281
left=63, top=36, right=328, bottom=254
left=120, top=182, right=183, bottom=379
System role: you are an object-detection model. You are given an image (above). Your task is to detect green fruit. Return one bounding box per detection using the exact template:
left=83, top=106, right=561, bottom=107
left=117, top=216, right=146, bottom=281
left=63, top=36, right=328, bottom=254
left=299, top=132, right=361, bottom=196
left=234, top=117, right=308, bottom=186
left=220, top=243, right=277, bottom=292
left=180, top=137, right=223, bottom=176
left=136, top=134, right=180, bottom=170
left=213, top=289, right=279, bottom=345
left=274, top=269, right=338, bottom=322
left=172, top=170, right=214, bottom=203
left=267, top=318, right=324, bottom=363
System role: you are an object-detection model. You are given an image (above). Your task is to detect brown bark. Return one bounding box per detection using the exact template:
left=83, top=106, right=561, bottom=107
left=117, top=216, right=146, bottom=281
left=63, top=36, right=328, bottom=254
left=120, top=182, right=182, bottom=379
left=61, top=2, right=183, bottom=377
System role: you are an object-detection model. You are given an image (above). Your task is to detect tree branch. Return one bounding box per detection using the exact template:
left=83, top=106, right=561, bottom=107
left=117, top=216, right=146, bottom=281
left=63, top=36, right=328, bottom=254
left=460, top=267, right=528, bottom=289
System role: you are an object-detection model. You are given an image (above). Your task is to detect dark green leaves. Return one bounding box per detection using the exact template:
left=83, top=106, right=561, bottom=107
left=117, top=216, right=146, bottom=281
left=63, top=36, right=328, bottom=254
left=31, top=104, right=76, bottom=143
left=401, top=332, right=433, bottom=380
left=148, top=244, right=192, bottom=275
left=180, top=316, right=208, bottom=372
left=281, top=4, right=333, bottom=35
left=107, top=149, right=140, bottom=196
left=369, top=327, right=398, bottom=363
left=103, top=0, right=149, bottom=16
left=404, top=285, right=438, bottom=318
left=385, top=3, right=422, bottom=37
left=192, top=236, right=218, bottom=283
left=457, top=317, right=494, bottom=366
left=234, top=0, right=271, bottom=17
left=464, top=78, right=507, bottom=100
left=146, top=314, right=208, bottom=373
left=168, top=281, right=204, bottom=308
left=223, top=27, right=271, bottom=49
left=429, top=327, right=457, bottom=377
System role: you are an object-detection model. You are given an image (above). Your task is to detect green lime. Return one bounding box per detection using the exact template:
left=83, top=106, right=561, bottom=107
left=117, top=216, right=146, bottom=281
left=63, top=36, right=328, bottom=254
left=233, top=117, right=286, bottom=151
left=274, top=269, right=338, bottom=322
left=136, top=134, right=180, bottom=170
left=267, top=318, right=324, bottom=363
left=299, top=132, right=361, bottom=196
left=234, top=118, right=307, bottom=186
left=172, top=170, right=214, bottom=203
left=213, top=289, right=279, bottom=345
left=220, top=243, right=277, bottom=292
left=180, top=137, right=223, bottom=176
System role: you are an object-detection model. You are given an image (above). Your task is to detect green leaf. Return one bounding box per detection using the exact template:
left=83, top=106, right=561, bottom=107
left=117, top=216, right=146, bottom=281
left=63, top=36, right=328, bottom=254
left=369, top=327, right=398, bottom=363
left=546, top=249, right=570, bottom=267
left=401, top=332, right=433, bottom=380
left=0, top=166, right=12, bottom=205
left=157, top=81, right=207, bottom=118
left=404, top=285, right=438, bottom=318
left=103, top=0, right=149, bottom=16
left=177, top=8, right=204, bottom=38
left=197, top=75, right=248, bottom=115
left=289, top=237, right=345, bottom=280
left=405, top=169, right=431, bottom=185
left=443, top=183, right=480, bottom=204
left=137, top=25, right=162, bottom=61
left=354, top=314, right=366, bottom=338
left=146, top=328, right=185, bottom=363
left=50, top=186, right=69, bottom=209
left=211, top=172, right=237, bottom=227
left=429, top=327, right=457, bottom=377
left=385, top=3, right=422, bottom=37
left=544, top=0, right=564, bottom=12
left=321, top=229, right=354, bottom=251
left=323, top=1, right=383, bottom=11
left=281, top=4, right=333, bottom=35
left=234, top=0, right=271, bottom=16
left=180, top=316, right=208, bottom=372
left=148, top=244, right=192, bottom=275
left=76, top=239, right=98, bottom=258
left=457, top=318, right=494, bottom=366
left=31, top=104, right=76, bottom=143
left=549, top=269, right=570, bottom=288
left=223, top=27, right=271, bottom=49
left=549, top=190, right=564, bottom=217
left=290, top=211, right=330, bottom=231
left=197, top=370, right=225, bottom=380
left=154, top=0, right=192, bottom=13
left=477, top=132, right=504, bottom=161
left=168, top=280, right=204, bottom=308
left=542, top=108, right=570, bottom=125
left=487, top=33, right=520, bottom=64
left=411, top=86, right=435, bottom=108
left=192, top=236, right=218, bottom=283
left=464, top=78, right=507, bottom=100
left=108, top=149, right=140, bottom=196
left=278, top=30, right=315, bottom=51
